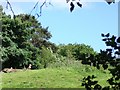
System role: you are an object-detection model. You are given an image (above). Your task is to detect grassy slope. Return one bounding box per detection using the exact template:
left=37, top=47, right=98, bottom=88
left=2, top=65, right=112, bottom=88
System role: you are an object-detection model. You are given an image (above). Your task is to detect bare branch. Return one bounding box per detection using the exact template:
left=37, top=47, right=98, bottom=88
left=30, top=0, right=39, bottom=15
left=6, top=0, right=15, bottom=19
left=30, top=0, right=47, bottom=19
left=39, top=0, right=46, bottom=17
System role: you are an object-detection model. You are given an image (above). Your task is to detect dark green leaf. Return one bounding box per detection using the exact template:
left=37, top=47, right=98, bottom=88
left=77, top=2, right=82, bottom=7
left=70, top=2, right=74, bottom=12
left=102, top=38, right=107, bottom=41
left=105, top=33, right=110, bottom=37
left=103, top=64, right=108, bottom=70
left=101, top=33, right=105, bottom=37
left=117, top=37, right=120, bottom=43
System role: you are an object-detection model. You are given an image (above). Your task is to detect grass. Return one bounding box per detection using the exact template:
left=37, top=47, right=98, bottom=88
left=2, top=62, right=112, bottom=88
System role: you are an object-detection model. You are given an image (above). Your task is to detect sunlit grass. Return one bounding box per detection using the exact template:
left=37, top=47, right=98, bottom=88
left=2, top=62, right=112, bottom=88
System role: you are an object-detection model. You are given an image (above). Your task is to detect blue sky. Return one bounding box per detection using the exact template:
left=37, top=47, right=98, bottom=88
left=1, top=0, right=118, bottom=52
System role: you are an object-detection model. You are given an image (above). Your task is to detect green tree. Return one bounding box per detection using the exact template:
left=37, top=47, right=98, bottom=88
left=57, top=43, right=97, bottom=61
left=0, top=6, right=54, bottom=69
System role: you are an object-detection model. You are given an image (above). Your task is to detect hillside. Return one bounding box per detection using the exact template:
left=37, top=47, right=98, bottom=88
left=2, top=64, right=111, bottom=88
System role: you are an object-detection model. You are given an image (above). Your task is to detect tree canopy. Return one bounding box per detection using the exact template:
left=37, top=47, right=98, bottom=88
left=57, top=43, right=97, bottom=60
left=0, top=6, right=55, bottom=69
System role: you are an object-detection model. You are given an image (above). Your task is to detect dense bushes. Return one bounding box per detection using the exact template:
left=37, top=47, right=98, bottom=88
left=57, top=43, right=97, bottom=61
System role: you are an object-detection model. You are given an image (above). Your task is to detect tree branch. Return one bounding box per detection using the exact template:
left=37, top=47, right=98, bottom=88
left=30, top=0, right=48, bottom=19
left=39, top=0, right=46, bottom=17
left=6, top=0, right=15, bottom=19
left=30, top=0, right=39, bottom=15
